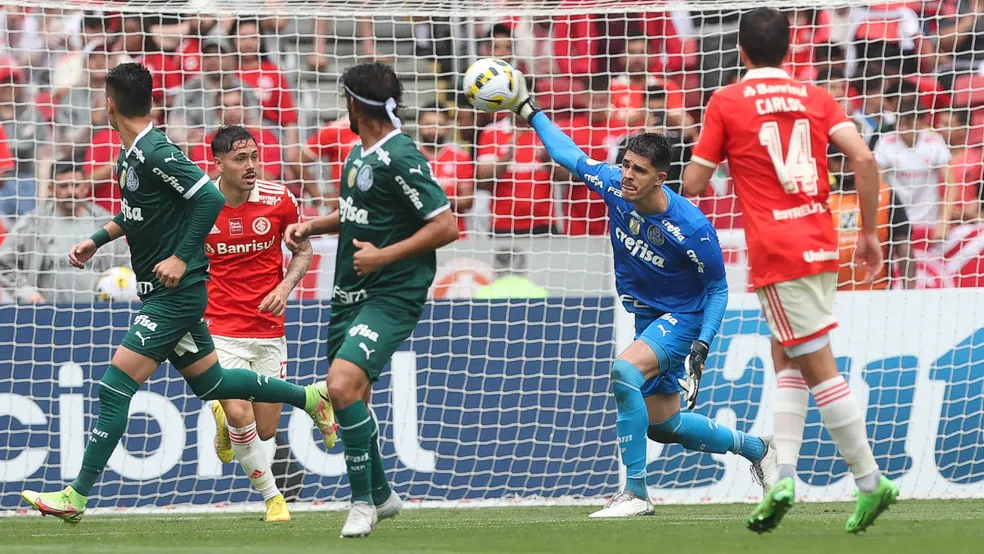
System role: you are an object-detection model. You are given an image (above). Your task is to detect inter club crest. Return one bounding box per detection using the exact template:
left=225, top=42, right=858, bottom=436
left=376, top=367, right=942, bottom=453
left=356, top=165, right=374, bottom=192
left=252, top=216, right=271, bottom=235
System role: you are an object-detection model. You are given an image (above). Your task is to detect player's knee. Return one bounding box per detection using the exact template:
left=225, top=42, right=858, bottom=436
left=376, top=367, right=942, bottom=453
left=222, top=401, right=253, bottom=428
left=326, top=374, right=362, bottom=407
left=647, top=413, right=683, bottom=445
left=610, top=360, right=644, bottom=403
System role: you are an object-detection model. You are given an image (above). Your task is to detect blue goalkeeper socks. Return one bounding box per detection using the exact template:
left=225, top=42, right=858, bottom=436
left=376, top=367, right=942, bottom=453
left=648, top=412, right=767, bottom=463
left=611, top=360, right=648, bottom=498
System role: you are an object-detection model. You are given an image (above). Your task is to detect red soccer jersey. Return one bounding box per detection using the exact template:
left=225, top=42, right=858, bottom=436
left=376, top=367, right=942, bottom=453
left=692, top=67, right=855, bottom=288
left=85, top=128, right=123, bottom=214
left=305, top=120, right=359, bottom=193
left=424, top=144, right=473, bottom=234
left=477, top=118, right=554, bottom=233
left=205, top=179, right=300, bottom=338
left=563, top=114, right=621, bottom=235
left=240, top=60, right=299, bottom=127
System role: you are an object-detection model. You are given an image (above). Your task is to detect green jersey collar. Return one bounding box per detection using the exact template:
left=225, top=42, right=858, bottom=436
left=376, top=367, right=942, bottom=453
left=360, top=128, right=402, bottom=158
left=126, top=121, right=155, bottom=159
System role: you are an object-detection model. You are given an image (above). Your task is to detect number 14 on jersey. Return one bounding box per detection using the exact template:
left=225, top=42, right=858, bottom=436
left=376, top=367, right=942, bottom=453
left=759, top=119, right=819, bottom=196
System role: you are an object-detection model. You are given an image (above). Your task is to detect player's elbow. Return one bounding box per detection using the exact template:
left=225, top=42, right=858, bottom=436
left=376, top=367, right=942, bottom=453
left=432, top=210, right=460, bottom=245
left=681, top=164, right=710, bottom=197
left=850, top=150, right=877, bottom=173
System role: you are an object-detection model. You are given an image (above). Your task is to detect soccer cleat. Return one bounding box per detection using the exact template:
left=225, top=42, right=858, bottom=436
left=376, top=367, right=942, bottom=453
left=845, top=476, right=899, bottom=534
left=750, top=436, right=779, bottom=493
left=588, top=491, right=654, bottom=518
left=263, top=494, right=291, bottom=522
left=304, top=382, right=338, bottom=449
left=746, top=476, right=795, bottom=534
left=340, top=501, right=377, bottom=538
left=375, top=490, right=403, bottom=522
left=211, top=402, right=235, bottom=464
left=22, top=487, right=86, bottom=524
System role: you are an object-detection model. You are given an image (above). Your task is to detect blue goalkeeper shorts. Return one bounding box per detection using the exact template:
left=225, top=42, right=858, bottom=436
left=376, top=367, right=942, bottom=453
left=634, top=311, right=702, bottom=397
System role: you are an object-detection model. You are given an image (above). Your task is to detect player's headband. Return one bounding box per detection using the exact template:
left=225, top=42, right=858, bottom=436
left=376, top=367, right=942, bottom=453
left=344, top=86, right=402, bottom=130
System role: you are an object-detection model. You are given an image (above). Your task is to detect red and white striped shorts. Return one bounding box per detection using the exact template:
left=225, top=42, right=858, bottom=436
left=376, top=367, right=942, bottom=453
left=755, top=272, right=838, bottom=348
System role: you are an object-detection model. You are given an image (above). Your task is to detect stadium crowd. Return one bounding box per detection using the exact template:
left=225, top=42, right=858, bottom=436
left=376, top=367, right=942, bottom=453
left=1, top=1, right=984, bottom=298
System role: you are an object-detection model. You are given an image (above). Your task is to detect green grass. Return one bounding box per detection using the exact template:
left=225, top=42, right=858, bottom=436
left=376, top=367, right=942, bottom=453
left=3, top=500, right=983, bottom=554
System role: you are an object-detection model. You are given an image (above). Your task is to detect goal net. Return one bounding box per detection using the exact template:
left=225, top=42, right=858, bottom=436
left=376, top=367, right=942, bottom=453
left=1, top=0, right=983, bottom=514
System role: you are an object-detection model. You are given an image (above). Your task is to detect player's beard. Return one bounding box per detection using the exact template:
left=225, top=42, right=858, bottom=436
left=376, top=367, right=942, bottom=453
left=349, top=115, right=359, bottom=135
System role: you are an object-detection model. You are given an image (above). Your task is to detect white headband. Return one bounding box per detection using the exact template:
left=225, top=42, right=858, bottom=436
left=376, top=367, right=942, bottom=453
left=344, top=85, right=402, bottom=130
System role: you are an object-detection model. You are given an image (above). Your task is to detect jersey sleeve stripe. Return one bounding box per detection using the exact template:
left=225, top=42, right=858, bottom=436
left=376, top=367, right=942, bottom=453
left=828, top=121, right=856, bottom=137
left=183, top=174, right=211, bottom=199
left=423, top=203, right=451, bottom=220
left=690, top=155, right=718, bottom=169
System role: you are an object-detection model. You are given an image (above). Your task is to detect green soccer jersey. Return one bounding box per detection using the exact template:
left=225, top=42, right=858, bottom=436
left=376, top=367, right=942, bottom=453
left=334, top=129, right=450, bottom=308
left=114, top=123, right=215, bottom=299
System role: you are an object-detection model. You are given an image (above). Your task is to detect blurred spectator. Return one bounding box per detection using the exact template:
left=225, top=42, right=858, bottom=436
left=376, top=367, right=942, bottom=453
left=0, top=158, right=128, bottom=304
left=54, top=42, right=111, bottom=158
left=482, top=23, right=522, bottom=69
left=563, top=77, right=618, bottom=235
left=300, top=115, right=359, bottom=202
left=84, top=93, right=122, bottom=215
left=417, top=103, right=474, bottom=235
left=784, top=9, right=832, bottom=82
left=939, top=108, right=983, bottom=222
left=473, top=250, right=547, bottom=298
left=938, top=0, right=984, bottom=88
left=828, top=141, right=915, bottom=290
left=140, top=15, right=198, bottom=101
left=3, top=6, right=83, bottom=87
left=168, top=38, right=257, bottom=148
left=188, top=88, right=282, bottom=182
left=816, top=66, right=852, bottom=113
left=476, top=114, right=555, bottom=235
left=874, top=96, right=951, bottom=238
left=0, top=57, right=52, bottom=217
left=308, top=17, right=382, bottom=71
left=852, top=75, right=897, bottom=149
left=609, top=32, right=684, bottom=127
left=231, top=17, right=300, bottom=166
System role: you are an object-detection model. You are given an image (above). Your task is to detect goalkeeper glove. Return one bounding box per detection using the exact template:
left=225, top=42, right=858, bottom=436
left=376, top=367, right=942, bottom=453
left=509, top=70, right=540, bottom=120
left=678, top=340, right=709, bottom=410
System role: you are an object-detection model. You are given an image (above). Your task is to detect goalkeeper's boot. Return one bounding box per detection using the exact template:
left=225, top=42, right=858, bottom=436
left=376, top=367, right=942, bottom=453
left=750, top=435, right=779, bottom=493
left=845, top=476, right=899, bottom=534
left=303, top=381, right=338, bottom=449
left=588, top=490, right=654, bottom=518
left=340, top=501, right=377, bottom=538
left=746, top=476, right=795, bottom=534
left=22, top=486, right=86, bottom=524
left=211, top=401, right=235, bottom=464
left=376, top=490, right=403, bottom=522
left=264, top=494, right=291, bottom=522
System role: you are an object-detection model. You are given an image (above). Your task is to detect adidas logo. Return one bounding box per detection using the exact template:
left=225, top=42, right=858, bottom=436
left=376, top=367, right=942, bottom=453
left=209, top=225, right=221, bottom=235
left=250, top=469, right=266, bottom=479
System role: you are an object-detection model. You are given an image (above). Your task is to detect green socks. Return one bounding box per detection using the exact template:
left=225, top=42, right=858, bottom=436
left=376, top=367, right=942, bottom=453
left=336, top=401, right=375, bottom=503
left=185, top=362, right=307, bottom=409
left=369, top=426, right=392, bottom=505
left=71, top=365, right=140, bottom=497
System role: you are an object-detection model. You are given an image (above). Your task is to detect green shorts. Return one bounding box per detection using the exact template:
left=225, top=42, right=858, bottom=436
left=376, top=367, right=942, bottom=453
left=325, top=298, right=422, bottom=381
left=120, top=281, right=215, bottom=369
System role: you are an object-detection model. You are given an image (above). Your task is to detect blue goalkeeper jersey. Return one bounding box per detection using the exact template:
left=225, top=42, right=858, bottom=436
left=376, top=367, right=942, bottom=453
left=530, top=112, right=729, bottom=345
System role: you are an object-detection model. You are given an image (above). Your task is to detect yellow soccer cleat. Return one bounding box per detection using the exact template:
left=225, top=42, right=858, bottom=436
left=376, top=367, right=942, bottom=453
left=264, top=494, right=291, bottom=522
left=304, top=381, right=338, bottom=449
left=211, top=402, right=235, bottom=463
left=22, top=487, right=86, bottom=524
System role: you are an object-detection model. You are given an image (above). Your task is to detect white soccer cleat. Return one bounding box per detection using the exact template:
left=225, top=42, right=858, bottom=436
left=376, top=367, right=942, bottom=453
left=340, top=501, right=377, bottom=538
left=588, top=491, right=654, bottom=518
left=750, top=435, right=779, bottom=493
left=375, top=490, right=403, bottom=522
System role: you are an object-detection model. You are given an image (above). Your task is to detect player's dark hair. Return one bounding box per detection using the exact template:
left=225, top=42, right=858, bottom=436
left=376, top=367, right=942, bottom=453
left=738, top=7, right=789, bottom=67
left=52, top=158, right=81, bottom=179
left=342, top=62, right=404, bottom=124
left=897, top=95, right=920, bottom=121
left=211, top=125, right=257, bottom=155
left=490, top=23, right=512, bottom=40
left=816, top=66, right=845, bottom=84
left=105, top=62, right=153, bottom=118
left=623, top=132, right=672, bottom=173
left=645, top=84, right=666, bottom=104
left=229, top=17, right=268, bottom=60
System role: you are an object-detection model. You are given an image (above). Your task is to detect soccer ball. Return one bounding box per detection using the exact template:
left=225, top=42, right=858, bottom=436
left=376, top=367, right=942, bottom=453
left=463, top=58, right=519, bottom=113
left=96, top=266, right=138, bottom=302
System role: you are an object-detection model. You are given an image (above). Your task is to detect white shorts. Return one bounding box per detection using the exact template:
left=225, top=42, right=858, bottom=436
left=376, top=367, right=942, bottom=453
left=755, top=272, right=838, bottom=347
left=213, top=335, right=288, bottom=380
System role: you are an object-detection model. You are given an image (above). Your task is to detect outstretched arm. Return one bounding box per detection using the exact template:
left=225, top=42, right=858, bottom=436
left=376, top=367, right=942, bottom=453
left=510, top=70, right=590, bottom=174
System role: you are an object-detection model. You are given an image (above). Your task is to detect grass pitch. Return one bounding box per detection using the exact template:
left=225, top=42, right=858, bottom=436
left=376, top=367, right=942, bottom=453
left=2, top=500, right=982, bottom=554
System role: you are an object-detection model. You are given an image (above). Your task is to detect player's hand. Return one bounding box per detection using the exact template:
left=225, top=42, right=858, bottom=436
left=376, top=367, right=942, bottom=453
left=508, top=70, right=539, bottom=120
left=69, top=239, right=98, bottom=269
left=258, top=283, right=290, bottom=317
left=352, top=239, right=389, bottom=276
left=854, top=230, right=884, bottom=282
left=285, top=222, right=311, bottom=251
left=24, top=292, right=46, bottom=304
left=153, top=255, right=187, bottom=288
left=679, top=340, right=709, bottom=410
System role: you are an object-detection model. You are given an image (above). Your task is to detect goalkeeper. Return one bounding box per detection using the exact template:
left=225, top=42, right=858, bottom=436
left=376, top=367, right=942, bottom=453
left=509, top=74, right=777, bottom=517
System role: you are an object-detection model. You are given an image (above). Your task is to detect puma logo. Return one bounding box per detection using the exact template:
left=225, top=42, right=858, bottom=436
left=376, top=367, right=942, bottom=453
left=657, top=324, right=670, bottom=337
left=359, top=342, right=375, bottom=359
left=134, top=331, right=150, bottom=346
left=163, top=153, right=178, bottom=164
left=408, top=165, right=423, bottom=175
left=700, top=236, right=711, bottom=242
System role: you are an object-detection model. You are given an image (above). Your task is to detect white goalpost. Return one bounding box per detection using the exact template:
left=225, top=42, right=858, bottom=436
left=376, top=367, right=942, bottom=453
left=1, top=0, right=983, bottom=515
